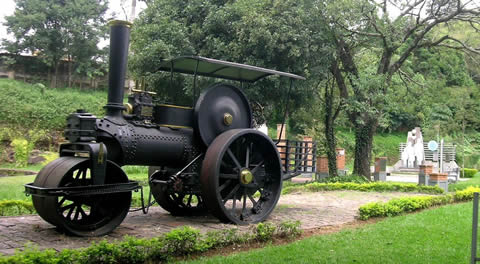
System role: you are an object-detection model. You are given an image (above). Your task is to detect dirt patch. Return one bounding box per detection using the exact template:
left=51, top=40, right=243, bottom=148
left=0, top=190, right=424, bottom=255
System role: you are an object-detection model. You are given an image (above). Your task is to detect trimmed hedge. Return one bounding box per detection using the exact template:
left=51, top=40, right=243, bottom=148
left=0, top=200, right=35, bottom=216
left=359, top=186, right=480, bottom=220
left=282, top=182, right=444, bottom=195
left=461, top=168, right=478, bottom=178
left=0, top=221, right=302, bottom=263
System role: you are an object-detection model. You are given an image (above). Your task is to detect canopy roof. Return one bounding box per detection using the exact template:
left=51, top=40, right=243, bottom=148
left=157, top=56, right=305, bottom=83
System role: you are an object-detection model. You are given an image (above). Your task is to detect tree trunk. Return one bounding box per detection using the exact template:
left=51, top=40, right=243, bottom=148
left=325, top=122, right=338, bottom=177
left=68, top=57, right=72, bottom=88
left=324, top=79, right=338, bottom=177
left=51, top=62, right=59, bottom=88
left=352, top=119, right=377, bottom=178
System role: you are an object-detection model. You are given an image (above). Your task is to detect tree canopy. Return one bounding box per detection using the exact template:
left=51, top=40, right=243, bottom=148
left=2, top=0, right=109, bottom=87
left=130, top=0, right=333, bottom=126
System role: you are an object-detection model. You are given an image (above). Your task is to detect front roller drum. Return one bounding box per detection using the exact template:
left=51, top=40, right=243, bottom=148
left=31, top=157, right=131, bottom=236
left=200, top=129, right=283, bottom=224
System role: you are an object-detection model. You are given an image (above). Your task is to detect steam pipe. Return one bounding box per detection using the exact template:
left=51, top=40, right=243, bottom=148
left=105, top=20, right=132, bottom=118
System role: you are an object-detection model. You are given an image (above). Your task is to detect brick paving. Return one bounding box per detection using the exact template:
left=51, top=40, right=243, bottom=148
left=0, top=191, right=422, bottom=255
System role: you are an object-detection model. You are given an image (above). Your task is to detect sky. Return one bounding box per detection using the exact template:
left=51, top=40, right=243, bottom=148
left=0, top=0, right=146, bottom=46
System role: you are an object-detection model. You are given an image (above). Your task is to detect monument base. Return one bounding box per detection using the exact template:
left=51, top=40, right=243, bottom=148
left=373, top=172, right=386, bottom=182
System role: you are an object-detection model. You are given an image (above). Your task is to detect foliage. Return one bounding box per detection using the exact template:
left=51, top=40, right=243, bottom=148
left=460, top=168, right=478, bottom=178
left=276, top=220, right=302, bottom=239
left=10, top=139, right=29, bottom=168
left=131, top=0, right=332, bottom=121
left=254, top=222, right=276, bottom=242
left=282, top=182, right=444, bottom=195
left=0, top=200, right=35, bottom=216
left=318, top=175, right=368, bottom=184
left=0, top=222, right=302, bottom=263
left=2, top=0, right=108, bottom=87
left=358, top=195, right=453, bottom=220
left=322, top=0, right=480, bottom=176
left=449, top=172, right=480, bottom=192
left=359, top=186, right=480, bottom=220
left=40, top=152, right=59, bottom=166
left=184, top=202, right=473, bottom=263
left=0, top=79, right=107, bottom=130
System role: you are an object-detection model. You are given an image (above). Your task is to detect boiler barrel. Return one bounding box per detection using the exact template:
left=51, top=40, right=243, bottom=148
left=122, top=126, right=195, bottom=168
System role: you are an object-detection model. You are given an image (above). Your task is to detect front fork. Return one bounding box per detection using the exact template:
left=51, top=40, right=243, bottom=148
left=59, top=142, right=108, bottom=185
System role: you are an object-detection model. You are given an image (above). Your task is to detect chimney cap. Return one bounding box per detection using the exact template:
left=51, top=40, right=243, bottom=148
left=108, top=20, right=133, bottom=28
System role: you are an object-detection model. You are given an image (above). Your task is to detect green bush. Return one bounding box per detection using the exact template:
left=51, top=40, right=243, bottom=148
left=460, top=168, right=478, bottom=178
left=277, top=220, right=302, bottom=239
left=10, top=139, right=29, bottom=167
left=0, top=200, right=35, bottom=216
left=282, top=182, right=444, bottom=195
left=318, top=175, right=368, bottom=184
left=0, top=79, right=107, bottom=131
left=255, top=222, right=276, bottom=242
left=0, top=221, right=303, bottom=263
left=453, top=186, right=480, bottom=201
left=359, top=186, right=480, bottom=220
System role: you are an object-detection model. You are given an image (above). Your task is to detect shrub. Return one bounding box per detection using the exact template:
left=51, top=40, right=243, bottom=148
left=0, top=221, right=303, bottom=263
left=255, top=222, right=276, bottom=242
left=359, top=186, right=480, bottom=220
left=164, top=226, right=201, bottom=255
left=461, top=168, right=478, bottom=178
left=358, top=195, right=453, bottom=220
left=10, top=138, right=30, bottom=167
left=453, top=186, right=480, bottom=201
left=277, top=220, right=302, bottom=239
left=318, top=175, right=368, bottom=184
left=0, top=200, right=35, bottom=216
left=282, top=182, right=444, bottom=195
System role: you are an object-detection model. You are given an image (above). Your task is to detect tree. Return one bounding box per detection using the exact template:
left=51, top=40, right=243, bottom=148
left=130, top=0, right=332, bottom=123
left=3, top=0, right=108, bottom=88
left=321, top=0, right=480, bottom=176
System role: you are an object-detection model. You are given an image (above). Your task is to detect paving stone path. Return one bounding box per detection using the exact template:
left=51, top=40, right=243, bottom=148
left=0, top=191, right=422, bottom=255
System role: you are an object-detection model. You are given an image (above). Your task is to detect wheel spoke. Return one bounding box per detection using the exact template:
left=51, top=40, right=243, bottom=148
left=187, top=195, right=193, bottom=207
left=60, top=203, right=75, bottom=212
left=247, top=194, right=257, bottom=207
left=220, top=173, right=238, bottom=179
left=227, top=149, right=242, bottom=170
left=218, top=180, right=232, bottom=192
left=66, top=206, right=75, bottom=220
left=232, top=192, right=237, bottom=211
left=251, top=161, right=265, bottom=174
left=73, top=206, right=81, bottom=220
left=242, top=192, right=247, bottom=215
left=245, top=145, right=250, bottom=168
left=78, top=206, right=88, bottom=218
left=74, top=169, right=82, bottom=180
left=58, top=197, right=67, bottom=206
left=223, top=184, right=240, bottom=204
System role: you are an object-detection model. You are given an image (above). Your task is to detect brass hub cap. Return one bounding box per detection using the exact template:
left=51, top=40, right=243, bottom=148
left=240, top=169, right=253, bottom=184
left=223, top=113, right=233, bottom=126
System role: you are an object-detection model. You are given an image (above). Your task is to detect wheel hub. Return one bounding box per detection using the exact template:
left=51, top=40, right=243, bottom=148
left=240, top=169, right=253, bottom=184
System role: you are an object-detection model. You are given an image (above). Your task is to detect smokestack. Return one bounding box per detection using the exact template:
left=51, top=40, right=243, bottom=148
left=105, top=20, right=132, bottom=118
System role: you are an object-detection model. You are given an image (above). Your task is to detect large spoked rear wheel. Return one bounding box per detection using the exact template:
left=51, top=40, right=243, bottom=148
left=32, top=157, right=131, bottom=236
left=201, top=129, right=282, bottom=224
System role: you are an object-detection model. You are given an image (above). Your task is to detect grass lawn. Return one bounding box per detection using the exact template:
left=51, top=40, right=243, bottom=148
left=184, top=202, right=475, bottom=264
left=0, top=164, right=152, bottom=209
left=449, top=172, right=480, bottom=192
left=0, top=175, right=35, bottom=201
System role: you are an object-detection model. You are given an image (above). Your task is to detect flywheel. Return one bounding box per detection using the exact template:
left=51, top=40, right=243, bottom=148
left=194, top=83, right=252, bottom=146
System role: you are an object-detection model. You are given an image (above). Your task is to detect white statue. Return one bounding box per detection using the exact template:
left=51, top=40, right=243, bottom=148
left=401, top=127, right=425, bottom=168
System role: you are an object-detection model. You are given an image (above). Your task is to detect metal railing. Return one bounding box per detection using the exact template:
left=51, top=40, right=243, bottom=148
left=275, top=139, right=317, bottom=175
